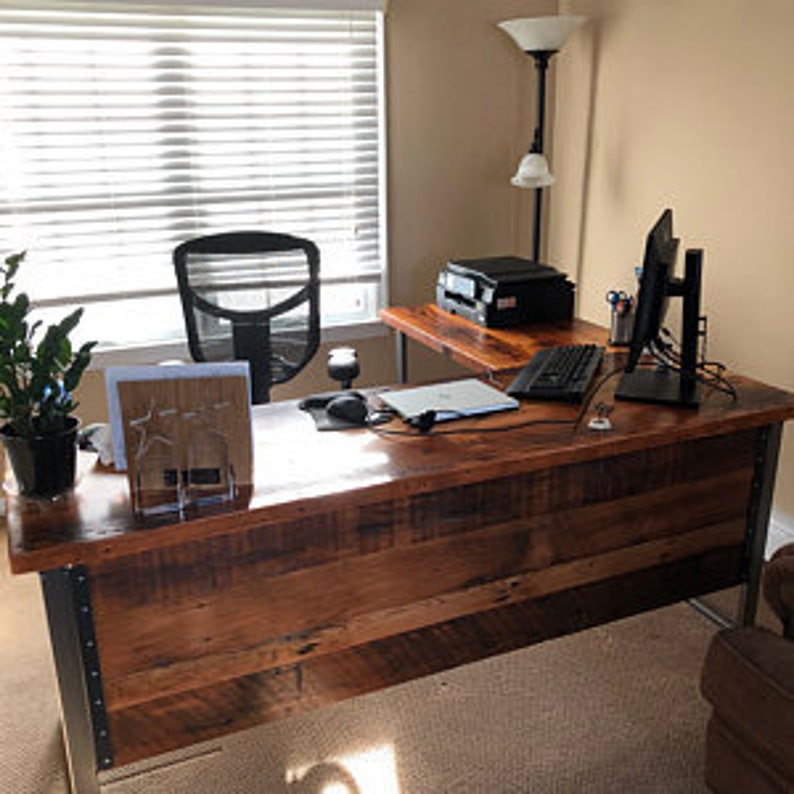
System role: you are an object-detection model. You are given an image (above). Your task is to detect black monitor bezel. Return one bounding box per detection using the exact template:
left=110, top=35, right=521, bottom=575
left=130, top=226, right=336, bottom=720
left=615, top=209, right=703, bottom=408
left=625, top=208, right=679, bottom=373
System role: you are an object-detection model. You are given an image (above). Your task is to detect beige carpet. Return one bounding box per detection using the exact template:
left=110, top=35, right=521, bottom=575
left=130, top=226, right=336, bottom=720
left=1, top=524, right=729, bottom=794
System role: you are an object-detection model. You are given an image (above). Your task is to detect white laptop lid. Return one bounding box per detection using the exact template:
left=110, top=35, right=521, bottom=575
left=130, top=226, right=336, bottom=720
left=378, top=378, right=519, bottom=422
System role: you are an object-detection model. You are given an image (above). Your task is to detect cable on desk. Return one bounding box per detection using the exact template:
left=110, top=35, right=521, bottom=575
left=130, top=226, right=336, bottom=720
left=645, top=336, right=738, bottom=401
left=367, top=414, right=577, bottom=438
left=571, top=366, right=624, bottom=429
left=368, top=365, right=623, bottom=439
left=367, top=340, right=740, bottom=441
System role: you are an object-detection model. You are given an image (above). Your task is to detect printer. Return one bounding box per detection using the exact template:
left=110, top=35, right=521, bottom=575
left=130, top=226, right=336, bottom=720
left=436, top=256, right=575, bottom=328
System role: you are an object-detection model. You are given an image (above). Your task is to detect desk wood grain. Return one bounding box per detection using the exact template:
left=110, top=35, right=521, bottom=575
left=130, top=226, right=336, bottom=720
left=379, top=304, right=609, bottom=372
left=5, top=358, right=794, bottom=767
left=6, top=365, right=793, bottom=575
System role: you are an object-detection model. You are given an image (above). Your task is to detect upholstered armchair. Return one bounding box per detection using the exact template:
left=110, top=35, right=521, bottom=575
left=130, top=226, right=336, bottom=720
left=700, top=544, right=794, bottom=792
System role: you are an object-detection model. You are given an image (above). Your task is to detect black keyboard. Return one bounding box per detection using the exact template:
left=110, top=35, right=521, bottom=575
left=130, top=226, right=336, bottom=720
left=506, top=344, right=605, bottom=402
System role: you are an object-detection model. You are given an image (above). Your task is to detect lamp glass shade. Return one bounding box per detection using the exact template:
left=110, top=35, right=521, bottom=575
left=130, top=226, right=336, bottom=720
left=498, top=15, right=586, bottom=53
left=511, top=153, right=555, bottom=189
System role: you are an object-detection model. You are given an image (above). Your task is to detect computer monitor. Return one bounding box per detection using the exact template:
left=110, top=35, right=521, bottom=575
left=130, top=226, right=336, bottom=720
left=615, top=208, right=703, bottom=407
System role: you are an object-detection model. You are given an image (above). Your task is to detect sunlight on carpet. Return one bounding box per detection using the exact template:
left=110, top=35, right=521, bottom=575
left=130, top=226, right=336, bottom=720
left=287, top=743, right=399, bottom=794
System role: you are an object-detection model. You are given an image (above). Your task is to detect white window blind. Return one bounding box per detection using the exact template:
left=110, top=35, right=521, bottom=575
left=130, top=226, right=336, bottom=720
left=0, top=1, right=386, bottom=351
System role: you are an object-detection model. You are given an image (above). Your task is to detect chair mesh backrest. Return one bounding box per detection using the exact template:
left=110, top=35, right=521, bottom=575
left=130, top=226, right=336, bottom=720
left=173, top=232, right=320, bottom=403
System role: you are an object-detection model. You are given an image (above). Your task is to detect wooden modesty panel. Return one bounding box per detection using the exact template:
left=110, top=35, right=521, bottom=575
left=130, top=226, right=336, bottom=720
left=88, top=428, right=757, bottom=766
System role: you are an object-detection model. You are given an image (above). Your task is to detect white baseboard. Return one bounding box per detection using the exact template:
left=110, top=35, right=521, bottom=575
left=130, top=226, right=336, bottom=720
left=767, top=510, right=794, bottom=558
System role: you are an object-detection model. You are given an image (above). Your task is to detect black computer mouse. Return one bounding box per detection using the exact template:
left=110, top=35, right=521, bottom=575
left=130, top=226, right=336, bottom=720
left=325, top=393, right=369, bottom=425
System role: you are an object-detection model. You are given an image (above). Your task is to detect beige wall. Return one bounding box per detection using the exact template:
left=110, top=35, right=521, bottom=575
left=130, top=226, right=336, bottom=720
left=76, top=0, right=794, bottom=520
left=552, top=0, right=794, bottom=517
left=385, top=0, right=559, bottom=299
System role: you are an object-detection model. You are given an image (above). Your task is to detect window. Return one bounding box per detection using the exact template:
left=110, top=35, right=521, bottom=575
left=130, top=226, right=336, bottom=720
left=0, top=0, right=386, bottom=353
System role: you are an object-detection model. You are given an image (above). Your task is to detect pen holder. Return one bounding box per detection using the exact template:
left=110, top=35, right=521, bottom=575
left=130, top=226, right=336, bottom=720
left=609, top=307, right=635, bottom=346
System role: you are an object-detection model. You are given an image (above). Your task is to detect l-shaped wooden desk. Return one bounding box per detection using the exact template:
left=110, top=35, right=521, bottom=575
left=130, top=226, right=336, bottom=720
left=5, top=318, right=794, bottom=793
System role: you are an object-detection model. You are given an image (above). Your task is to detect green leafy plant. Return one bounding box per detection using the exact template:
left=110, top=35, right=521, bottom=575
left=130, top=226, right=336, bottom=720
left=0, top=251, right=96, bottom=437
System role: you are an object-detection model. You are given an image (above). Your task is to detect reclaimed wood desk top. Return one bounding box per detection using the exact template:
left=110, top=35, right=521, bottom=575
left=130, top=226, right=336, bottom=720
left=7, top=356, right=794, bottom=576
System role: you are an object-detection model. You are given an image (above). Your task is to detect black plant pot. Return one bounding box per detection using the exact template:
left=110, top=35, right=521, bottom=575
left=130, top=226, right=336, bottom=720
left=1, top=417, right=79, bottom=498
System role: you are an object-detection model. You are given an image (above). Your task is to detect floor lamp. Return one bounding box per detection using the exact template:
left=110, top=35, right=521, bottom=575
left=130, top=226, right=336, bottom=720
left=498, top=16, right=586, bottom=263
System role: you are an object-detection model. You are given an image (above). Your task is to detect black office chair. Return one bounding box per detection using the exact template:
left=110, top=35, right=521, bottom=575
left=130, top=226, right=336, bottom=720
left=173, top=231, right=320, bottom=404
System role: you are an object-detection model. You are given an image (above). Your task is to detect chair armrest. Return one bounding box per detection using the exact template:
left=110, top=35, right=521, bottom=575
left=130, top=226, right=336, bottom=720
left=763, top=543, right=794, bottom=639
left=700, top=626, right=794, bottom=780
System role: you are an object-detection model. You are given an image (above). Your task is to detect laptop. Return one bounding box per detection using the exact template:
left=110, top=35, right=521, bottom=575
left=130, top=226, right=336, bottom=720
left=377, top=378, right=519, bottom=422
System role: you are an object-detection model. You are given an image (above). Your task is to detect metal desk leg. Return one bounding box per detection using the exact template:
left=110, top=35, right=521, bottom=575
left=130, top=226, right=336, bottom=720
left=688, top=422, right=783, bottom=629
left=738, top=422, right=783, bottom=626
left=395, top=331, right=408, bottom=384
left=41, top=567, right=113, bottom=794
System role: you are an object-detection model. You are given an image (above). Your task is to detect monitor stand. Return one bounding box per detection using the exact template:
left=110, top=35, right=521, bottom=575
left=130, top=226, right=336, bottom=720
left=615, top=248, right=703, bottom=408
left=615, top=367, right=700, bottom=407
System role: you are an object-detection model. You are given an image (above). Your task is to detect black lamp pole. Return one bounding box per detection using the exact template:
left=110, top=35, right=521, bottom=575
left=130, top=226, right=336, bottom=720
left=528, top=49, right=556, bottom=263
left=501, top=16, right=587, bottom=263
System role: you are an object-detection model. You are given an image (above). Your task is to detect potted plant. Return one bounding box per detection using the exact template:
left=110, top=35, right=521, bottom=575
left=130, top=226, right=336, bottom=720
left=0, top=251, right=96, bottom=497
